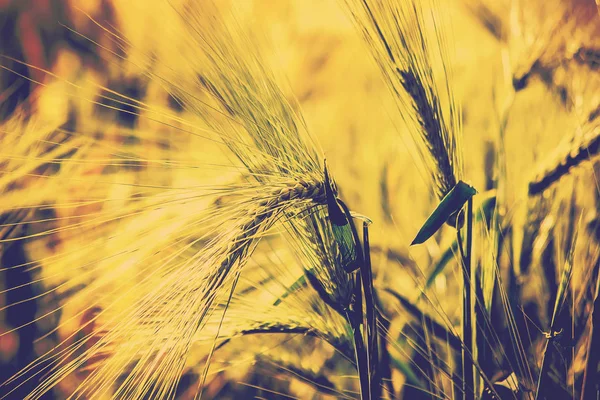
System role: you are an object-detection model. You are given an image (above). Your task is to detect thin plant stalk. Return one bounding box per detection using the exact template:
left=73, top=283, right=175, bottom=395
left=348, top=272, right=371, bottom=400
left=535, top=218, right=579, bottom=400
left=330, top=196, right=376, bottom=400
left=581, top=271, right=600, bottom=400
left=534, top=332, right=553, bottom=400
left=340, top=214, right=380, bottom=400
left=457, top=197, right=475, bottom=400
left=361, top=222, right=381, bottom=398
left=374, top=294, right=396, bottom=400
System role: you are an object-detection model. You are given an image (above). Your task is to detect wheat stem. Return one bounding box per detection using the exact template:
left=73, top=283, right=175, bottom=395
left=361, top=222, right=380, bottom=399
left=384, top=288, right=462, bottom=351
left=457, top=198, right=475, bottom=400
left=344, top=0, right=463, bottom=202
left=535, top=218, right=579, bottom=400
left=374, top=291, right=395, bottom=399
left=580, top=271, right=600, bottom=400
left=348, top=274, right=371, bottom=400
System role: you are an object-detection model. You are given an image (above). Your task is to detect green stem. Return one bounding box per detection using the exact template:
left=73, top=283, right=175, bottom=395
left=348, top=272, right=371, bottom=400
left=374, top=297, right=396, bottom=400
left=534, top=340, right=552, bottom=400
left=458, top=197, right=475, bottom=400
left=581, top=271, right=600, bottom=400
left=361, top=222, right=381, bottom=399
left=334, top=198, right=376, bottom=399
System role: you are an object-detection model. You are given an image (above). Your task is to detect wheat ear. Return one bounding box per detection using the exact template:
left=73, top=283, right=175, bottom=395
left=4, top=179, right=326, bottom=400
left=529, top=127, right=600, bottom=195
left=207, top=180, right=326, bottom=295
left=344, top=0, right=463, bottom=201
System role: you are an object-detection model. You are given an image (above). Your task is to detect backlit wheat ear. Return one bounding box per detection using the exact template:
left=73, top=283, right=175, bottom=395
left=156, top=0, right=362, bottom=355
left=3, top=178, right=326, bottom=399
left=529, top=125, right=600, bottom=195
left=205, top=179, right=327, bottom=301
left=205, top=258, right=354, bottom=361
left=151, top=0, right=361, bottom=332
left=0, top=2, right=355, bottom=397
left=344, top=4, right=481, bottom=397
left=209, top=302, right=352, bottom=361
left=344, top=0, right=463, bottom=201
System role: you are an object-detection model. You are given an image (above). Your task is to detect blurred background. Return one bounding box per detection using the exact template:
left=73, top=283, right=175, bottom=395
left=1, top=0, right=600, bottom=398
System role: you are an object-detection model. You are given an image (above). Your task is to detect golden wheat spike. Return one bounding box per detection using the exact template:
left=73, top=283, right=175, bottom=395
left=343, top=0, right=463, bottom=200
left=2, top=176, right=330, bottom=399
left=529, top=125, right=600, bottom=195
left=0, top=6, right=362, bottom=398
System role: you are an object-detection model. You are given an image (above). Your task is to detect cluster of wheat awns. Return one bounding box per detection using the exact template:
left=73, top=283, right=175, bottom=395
left=1, top=0, right=600, bottom=399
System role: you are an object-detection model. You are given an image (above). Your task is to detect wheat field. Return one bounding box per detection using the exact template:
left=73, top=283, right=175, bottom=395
left=1, top=0, right=600, bottom=399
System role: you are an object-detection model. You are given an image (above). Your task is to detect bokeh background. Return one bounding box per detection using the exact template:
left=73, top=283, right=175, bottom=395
left=1, top=0, right=600, bottom=398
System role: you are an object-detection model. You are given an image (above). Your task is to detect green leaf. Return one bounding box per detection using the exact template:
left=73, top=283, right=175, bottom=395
left=390, top=354, right=421, bottom=386
left=422, top=190, right=496, bottom=292
left=332, top=222, right=360, bottom=272
left=324, top=161, right=347, bottom=226
left=273, top=274, right=307, bottom=306
left=423, top=240, right=460, bottom=290
left=411, top=180, right=477, bottom=245
left=323, top=161, right=362, bottom=272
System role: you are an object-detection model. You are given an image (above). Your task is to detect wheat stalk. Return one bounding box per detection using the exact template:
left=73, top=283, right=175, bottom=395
left=534, top=215, right=580, bottom=400
left=581, top=270, right=600, bottom=400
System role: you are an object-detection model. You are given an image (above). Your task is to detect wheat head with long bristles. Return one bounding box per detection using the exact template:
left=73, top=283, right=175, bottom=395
left=0, top=1, right=358, bottom=397
left=344, top=0, right=463, bottom=200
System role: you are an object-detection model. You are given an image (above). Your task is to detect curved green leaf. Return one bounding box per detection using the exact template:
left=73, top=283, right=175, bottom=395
left=411, top=181, right=477, bottom=245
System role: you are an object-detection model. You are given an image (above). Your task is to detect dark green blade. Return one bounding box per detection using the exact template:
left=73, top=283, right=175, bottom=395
left=324, top=161, right=347, bottom=226
left=411, top=180, right=477, bottom=245
left=273, top=274, right=308, bottom=306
